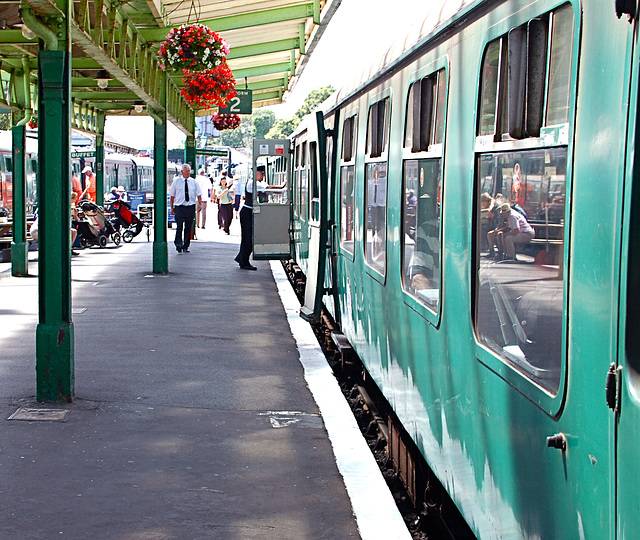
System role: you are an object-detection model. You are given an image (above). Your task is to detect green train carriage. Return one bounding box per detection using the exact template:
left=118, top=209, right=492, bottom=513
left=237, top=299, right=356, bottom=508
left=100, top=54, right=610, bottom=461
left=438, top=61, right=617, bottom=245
left=273, top=0, right=640, bottom=537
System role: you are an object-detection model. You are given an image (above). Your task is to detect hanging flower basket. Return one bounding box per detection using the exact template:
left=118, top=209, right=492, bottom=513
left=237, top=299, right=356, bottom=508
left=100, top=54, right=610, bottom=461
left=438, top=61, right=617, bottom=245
left=180, top=63, right=237, bottom=109
left=158, top=23, right=229, bottom=72
left=27, top=118, right=37, bottom=129
left=211, top=112, right=241, bottom=131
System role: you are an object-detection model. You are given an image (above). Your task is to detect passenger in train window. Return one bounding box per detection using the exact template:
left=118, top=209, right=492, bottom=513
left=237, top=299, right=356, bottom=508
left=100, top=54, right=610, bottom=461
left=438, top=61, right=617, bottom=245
left=497, top=203, right=535, bottom=261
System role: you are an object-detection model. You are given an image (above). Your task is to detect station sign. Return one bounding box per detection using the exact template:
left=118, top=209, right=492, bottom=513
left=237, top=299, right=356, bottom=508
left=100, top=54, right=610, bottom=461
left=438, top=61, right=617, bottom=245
left=71, top=151, right=96, bottom=158
left=197, top=148, right=229, bottom=157
left=218, top=89, right=253, bottom=115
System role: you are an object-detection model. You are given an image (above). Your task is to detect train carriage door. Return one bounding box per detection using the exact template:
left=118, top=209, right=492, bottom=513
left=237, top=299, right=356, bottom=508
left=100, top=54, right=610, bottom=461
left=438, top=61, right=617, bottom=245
left=619, top=7, right=640, bottom=537
left=251, top=139, right=292, bottom=259
left=301, top=112, right=331, bottom=322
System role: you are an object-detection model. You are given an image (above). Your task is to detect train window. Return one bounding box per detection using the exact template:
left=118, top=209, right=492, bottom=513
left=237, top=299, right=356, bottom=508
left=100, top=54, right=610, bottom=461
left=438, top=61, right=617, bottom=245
left=402, top=160, right=441, bottom=311
left=474, top=148, right=566, bottom=394
left=477, top=4, right=574, bottom=140
left=478, top=40, right=502, bottom=137
left=546, top=5, right=574, bottom=126
left=404, top=70, right=446, bottom=152
left=342, top=116, right=355, bottom=162
left=310, top=142, right=320, bottom=222
left=340, top=114, right=357, bottom=254
left=340, top=166, right=355, bottom=253
left=366, top=98, right=389, bottom=158
left=364, top=162, right=387, bottom=273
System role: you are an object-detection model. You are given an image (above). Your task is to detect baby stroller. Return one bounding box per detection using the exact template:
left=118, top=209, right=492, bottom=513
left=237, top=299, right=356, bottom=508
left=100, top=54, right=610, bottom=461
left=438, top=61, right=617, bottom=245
left=106, top=199, right=146, bottom=243
left=76, top=201, right=120, bottom=247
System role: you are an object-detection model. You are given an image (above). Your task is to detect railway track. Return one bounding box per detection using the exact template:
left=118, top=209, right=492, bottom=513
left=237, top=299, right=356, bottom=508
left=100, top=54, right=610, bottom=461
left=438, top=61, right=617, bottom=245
left=282, top=260, right=474, bottom=540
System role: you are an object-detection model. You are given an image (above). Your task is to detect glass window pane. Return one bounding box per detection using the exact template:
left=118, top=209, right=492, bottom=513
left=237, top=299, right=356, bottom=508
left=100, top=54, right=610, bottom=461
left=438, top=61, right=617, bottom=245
left=478, top=40, right=501, bottom=136
left=405, top=83, right=416, bottom=148
left=475, top=148, right=567, bottom=393
left=364, top=162, right=387, bottom=273
left=340, top=165, right=355, bottom=252
left=433, top=70, right=446, bottom=145
left=402, top=159, right=441, bottom=310
left=546, top=5, right=574, bottom=126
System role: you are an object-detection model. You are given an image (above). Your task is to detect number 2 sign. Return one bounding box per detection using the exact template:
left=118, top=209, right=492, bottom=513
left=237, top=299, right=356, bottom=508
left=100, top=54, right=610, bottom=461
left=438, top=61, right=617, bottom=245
left=218, top=89, right=253, bottom=115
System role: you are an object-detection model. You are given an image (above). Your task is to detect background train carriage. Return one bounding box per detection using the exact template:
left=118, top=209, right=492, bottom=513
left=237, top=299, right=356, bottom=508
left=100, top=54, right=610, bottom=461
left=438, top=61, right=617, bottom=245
left=0, top=130, right=38, bottom=216
left=272, top=0, right=640, bottom=537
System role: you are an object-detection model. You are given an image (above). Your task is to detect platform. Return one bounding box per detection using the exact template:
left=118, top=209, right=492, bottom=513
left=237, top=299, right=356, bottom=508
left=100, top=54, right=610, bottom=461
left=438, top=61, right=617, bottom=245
left=0, top=221, right=410, bottom=539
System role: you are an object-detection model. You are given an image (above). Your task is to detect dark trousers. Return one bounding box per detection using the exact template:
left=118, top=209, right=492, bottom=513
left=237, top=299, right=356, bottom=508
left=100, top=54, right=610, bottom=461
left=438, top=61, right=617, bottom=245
left=237, top=206, right=253, bottom=266
left=220, top=203, right=233, bottom=233
left=174, top=205, right=196, bottom=249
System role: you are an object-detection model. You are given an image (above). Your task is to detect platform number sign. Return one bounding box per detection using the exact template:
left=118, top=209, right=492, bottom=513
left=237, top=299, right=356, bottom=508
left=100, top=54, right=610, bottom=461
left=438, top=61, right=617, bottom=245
left=218, top=89, right=252, bottom=115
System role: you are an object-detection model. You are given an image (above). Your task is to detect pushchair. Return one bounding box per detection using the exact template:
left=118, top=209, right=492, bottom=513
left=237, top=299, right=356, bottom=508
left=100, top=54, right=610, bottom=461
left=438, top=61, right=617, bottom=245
left=106, top=199, right=146, bottom=243
left=76, top=200, right=120, bottom=247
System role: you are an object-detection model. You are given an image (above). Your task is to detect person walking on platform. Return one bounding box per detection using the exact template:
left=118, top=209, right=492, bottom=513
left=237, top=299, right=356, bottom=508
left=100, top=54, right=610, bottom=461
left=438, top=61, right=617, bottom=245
left=216, top=176, right=235, bottom=235
left=195, top=168, right=211, bottom=229
left=169, top=163, right=201, bottom=253
left=80, top=166, right=96, bottom=202
left=235, top=165, right=286, bottom=270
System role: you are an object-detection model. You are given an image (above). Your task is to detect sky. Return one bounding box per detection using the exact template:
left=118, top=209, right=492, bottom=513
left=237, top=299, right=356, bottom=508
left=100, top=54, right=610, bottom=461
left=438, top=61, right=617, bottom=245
left=104, top=0, right=434, bottom=149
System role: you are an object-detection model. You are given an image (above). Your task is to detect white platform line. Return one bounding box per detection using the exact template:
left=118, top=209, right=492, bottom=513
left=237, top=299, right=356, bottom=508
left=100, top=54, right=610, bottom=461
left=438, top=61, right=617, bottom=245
left=271, top=261, right=412, bottom=540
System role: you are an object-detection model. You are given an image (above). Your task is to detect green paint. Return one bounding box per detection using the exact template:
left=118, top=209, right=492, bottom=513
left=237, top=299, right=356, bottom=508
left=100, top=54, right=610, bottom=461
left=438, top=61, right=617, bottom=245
left=11, top=125, right=28, bottom=276
left=185, top=136, right=196, bottom=174
left=36, top=49, right=74, bottom=402
left=153, top=76, right=168, bottom=274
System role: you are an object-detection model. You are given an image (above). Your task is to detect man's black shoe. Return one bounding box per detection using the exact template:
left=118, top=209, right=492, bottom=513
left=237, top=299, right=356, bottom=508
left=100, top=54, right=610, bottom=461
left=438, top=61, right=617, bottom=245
left=240, top=264, right=257, bottom=271
left=183, top=248, right=190, bottom=253
left=176, top=245, right=182, bottom=253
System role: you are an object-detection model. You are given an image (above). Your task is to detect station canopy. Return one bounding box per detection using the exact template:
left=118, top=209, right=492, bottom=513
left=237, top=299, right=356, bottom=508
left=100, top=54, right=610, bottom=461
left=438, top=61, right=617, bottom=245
left=0, top=0, right=339, bottom=135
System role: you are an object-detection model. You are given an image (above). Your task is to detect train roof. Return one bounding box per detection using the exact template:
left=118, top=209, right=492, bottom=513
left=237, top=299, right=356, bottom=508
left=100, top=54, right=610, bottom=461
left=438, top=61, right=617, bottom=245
left=318, top=0, right=480, bottom=114
left=0, top=130, right=39, bottom=153
left=131, top=156, right=155, bottom=167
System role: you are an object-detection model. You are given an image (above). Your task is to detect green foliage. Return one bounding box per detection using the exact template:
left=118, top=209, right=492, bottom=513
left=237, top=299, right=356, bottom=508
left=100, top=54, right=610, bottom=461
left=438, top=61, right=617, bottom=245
left=219, top=116, right=253, bottom=149
left=252, top=109, right=275, bottom=140
left=0, top=114, right=12, bottom=130
left=295, top=85, right=335, bottom=119
left=266, top=117, right=299, bottom=139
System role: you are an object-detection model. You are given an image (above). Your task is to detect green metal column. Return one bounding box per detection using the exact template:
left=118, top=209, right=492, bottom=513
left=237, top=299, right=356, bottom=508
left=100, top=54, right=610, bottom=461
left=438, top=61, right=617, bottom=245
left=95, top=112, right=105, bottom=206
left=152, top=72, right=168, bottom=273
left=185, top=136, right=196, bottom=174
left=36, top=50, right=74, bottom=402
left=11, top=125, right=29, bottom=276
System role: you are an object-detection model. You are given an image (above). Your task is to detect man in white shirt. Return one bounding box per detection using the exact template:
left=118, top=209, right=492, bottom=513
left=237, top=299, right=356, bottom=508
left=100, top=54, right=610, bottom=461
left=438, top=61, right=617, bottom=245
left=498, top=202, right=535, bottom=260
left=195, top=169, right=211, bottom=229
left=169, top=164, right=202, bottom=253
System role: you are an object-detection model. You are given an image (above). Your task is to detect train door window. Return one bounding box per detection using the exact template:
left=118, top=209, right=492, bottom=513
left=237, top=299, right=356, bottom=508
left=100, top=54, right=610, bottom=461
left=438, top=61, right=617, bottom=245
left=477, top=4, right=574, bottom=140
left=293, top=144, right=299, bottom=219
left=546, top=5, right=574, bottom=126
left=474, top=5, right=574, bottom=397
left=340, top=114, right=357, bottom=254
left=309, top=142, right=320, bottom=223
left=365, top=98, right=390, bottom=274
left=402, top=69, right=446, bottom=313
left=301, top=142, right=308, bottom=222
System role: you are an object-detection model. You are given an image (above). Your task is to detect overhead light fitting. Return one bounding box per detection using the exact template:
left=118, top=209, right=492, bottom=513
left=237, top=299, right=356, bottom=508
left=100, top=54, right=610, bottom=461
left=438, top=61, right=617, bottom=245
left=95, top=70, right=111, bottom=89
left=21, top=23, right=36, bottom=40
left=134, top=101, right=144, bottom=113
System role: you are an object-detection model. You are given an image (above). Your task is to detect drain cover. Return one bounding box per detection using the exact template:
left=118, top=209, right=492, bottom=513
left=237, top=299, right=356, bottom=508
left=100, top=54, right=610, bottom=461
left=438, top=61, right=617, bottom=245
left=7, top=408, right=70, bottom=422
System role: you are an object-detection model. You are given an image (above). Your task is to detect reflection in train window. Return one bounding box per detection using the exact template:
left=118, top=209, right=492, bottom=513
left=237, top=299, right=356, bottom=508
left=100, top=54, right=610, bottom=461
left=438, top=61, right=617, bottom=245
left=475, top=148, right=567, bottom=393
left=365, top=162, right=387, bottom=274
left=340, top=165, right=355, bottom=253
left=402, top=159, right=441, bottom=311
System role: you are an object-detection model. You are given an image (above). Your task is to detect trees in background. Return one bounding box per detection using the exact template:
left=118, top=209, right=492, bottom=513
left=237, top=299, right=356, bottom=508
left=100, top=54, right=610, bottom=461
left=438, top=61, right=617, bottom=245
left=213, top=85, right=335, bottom=148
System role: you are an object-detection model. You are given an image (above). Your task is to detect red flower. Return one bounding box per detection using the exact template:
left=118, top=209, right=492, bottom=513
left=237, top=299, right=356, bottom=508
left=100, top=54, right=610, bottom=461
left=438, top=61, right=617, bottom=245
left=180, top=62, right=237, bottom=109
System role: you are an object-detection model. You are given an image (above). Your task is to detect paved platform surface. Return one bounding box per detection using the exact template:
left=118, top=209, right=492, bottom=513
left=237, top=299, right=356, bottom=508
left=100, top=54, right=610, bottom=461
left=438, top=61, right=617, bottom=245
left=0, top=219, right=409, bottom=540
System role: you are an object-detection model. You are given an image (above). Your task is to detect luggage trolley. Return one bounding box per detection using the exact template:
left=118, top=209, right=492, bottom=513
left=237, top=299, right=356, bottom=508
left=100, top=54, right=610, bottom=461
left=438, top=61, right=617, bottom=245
left=137, top=204, right=153, bottom=241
